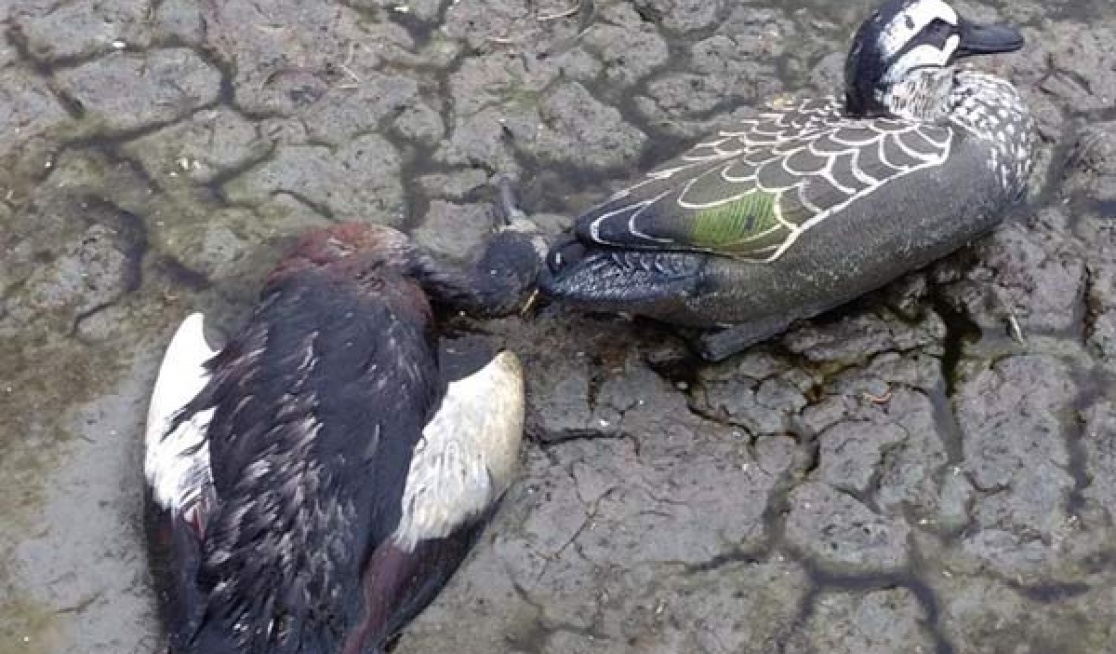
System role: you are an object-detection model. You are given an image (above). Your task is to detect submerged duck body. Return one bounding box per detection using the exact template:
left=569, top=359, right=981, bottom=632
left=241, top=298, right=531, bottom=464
left=145, top=223, right=537, bottom=653
left=540, top=0, right=1036, bottom=360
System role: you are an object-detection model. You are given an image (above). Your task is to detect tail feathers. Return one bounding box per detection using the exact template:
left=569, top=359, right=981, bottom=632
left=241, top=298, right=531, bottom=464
left=342, top=522, right=489, bottom=654
left=163, top=509, right=209, bottom=653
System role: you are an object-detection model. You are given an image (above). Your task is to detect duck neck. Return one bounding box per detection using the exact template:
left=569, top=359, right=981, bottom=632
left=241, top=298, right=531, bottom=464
left=946, top=69, right=1032, bottom=137
left=878, top=67, right=956, bottom=121
left=408, top=230, right=544, bottom=318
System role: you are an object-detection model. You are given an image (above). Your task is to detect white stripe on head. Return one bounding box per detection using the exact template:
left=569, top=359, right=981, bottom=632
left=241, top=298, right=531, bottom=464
left=883, top=35, right=960, bottom=83
left=877, top=0, right=960, bottom=59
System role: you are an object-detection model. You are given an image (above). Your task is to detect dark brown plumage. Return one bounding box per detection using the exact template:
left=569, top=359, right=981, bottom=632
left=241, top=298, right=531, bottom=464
left=146, top=222, right=535, bottom=654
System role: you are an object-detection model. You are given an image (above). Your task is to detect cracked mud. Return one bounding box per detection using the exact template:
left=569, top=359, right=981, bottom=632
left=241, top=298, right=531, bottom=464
left=3, top=0, right=1116, bottom=653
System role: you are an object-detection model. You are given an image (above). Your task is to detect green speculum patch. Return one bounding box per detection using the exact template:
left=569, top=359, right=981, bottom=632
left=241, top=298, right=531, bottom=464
left=689, top=192, right=784, bottom=253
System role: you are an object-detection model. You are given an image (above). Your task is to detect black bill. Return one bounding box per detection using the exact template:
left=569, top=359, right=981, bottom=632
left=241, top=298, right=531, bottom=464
left=956, top=18, right=1025, bottom=58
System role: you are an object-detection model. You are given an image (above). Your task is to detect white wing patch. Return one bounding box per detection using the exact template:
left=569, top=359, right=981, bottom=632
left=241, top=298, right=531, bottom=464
left=145, top=313, right=219, bottom=513
left=392, top=351, right=525, bottom=551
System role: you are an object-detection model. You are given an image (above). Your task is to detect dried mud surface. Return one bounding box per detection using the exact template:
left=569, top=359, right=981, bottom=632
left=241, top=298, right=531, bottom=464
left=2, top=0, right=1116, bottom=653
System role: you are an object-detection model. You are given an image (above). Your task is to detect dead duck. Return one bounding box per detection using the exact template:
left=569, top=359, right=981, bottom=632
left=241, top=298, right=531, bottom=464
left=539, top=0, right=1035, bottom=361
left=144, top=220, right=539, bottom=653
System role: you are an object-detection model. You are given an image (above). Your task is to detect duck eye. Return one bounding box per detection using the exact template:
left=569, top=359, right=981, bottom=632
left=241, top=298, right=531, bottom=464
left=924, top=17, right=954, bottom=35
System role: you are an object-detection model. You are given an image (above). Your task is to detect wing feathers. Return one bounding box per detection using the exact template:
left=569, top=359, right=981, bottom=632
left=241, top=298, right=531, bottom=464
left=391, top=351, right=525, bottom=551
left=145, top=313, right=220, bottom=512
left=576, top=98, right=955, bottom=262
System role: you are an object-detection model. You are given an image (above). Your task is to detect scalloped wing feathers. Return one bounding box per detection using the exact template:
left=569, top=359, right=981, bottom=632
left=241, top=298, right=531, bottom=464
left=577, top=97, right=954, bottom=262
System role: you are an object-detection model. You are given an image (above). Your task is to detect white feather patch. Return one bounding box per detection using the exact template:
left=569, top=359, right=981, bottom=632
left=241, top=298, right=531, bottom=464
left=392, top=351, right=526, bottom=551
left=877, top=0, right=959, bottom=59
left=884, top=36, right=960, bottom=83
left=145, top=313, right=219, bottom=512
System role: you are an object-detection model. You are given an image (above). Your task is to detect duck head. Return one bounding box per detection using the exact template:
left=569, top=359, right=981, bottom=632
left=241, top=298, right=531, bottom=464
left=844, top=0, right=1024, bottom=119
left=265, top=221, right=542, bottom=318
left=268, top=223, right=412, bottom=282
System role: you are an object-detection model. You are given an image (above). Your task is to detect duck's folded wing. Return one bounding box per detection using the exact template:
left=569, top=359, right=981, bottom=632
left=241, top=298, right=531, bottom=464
left=145, top=313, right=221, bottom=517
left=392, top=349, right=525, bottom=550
left=577, top=102, right=955, bottom=263
left=172, top=276, right=448, bottom=652
left=345, top=351, right=526, bottom=652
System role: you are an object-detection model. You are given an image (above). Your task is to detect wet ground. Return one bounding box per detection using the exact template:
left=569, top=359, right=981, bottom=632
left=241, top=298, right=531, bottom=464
left=2, top=0, right=1116, bottom=652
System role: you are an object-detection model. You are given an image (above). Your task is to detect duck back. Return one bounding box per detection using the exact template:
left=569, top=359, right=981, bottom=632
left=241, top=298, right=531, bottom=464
left=167, top=267, right=441, bottom=654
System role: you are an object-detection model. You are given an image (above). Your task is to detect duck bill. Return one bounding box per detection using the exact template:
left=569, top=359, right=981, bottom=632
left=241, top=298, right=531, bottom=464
left=956, top=18, right=1025, bottom=58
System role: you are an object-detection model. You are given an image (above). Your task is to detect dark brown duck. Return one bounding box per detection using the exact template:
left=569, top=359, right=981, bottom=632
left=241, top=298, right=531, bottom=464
left=145, top=222, right=539, bottom=654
